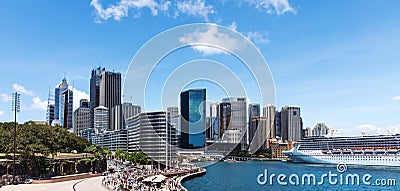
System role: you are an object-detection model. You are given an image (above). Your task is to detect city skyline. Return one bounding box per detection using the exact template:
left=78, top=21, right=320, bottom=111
left=0, top=0, right=400, bottom=137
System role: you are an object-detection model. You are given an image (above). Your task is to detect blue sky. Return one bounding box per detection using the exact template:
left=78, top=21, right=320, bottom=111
left=0, top=0, right=399, bottom=136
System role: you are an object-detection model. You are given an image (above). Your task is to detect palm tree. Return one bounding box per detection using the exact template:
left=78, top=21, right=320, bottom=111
left=114, top=149, right=126, bottom=162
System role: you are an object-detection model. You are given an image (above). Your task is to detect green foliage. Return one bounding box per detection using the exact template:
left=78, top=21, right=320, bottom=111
left=125, top=151, right=148, bottom=165
left=0, top=122, right=90, bottom=159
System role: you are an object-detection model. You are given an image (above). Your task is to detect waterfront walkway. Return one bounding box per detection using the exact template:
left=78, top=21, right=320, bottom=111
left=0, top=176, right=107, bottom=191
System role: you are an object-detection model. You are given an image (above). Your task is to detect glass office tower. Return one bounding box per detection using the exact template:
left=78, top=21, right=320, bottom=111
left=180, top=89, right=206, bottom=149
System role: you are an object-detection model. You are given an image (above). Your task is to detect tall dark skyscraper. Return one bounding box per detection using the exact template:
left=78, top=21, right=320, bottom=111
left=90, top=67, right=105, bottom=128
left=281, top=105, right=302, bottom=141
left=99, top=71, right=121, bottom=110
left=248, top=104, right=260, bottom=145
left=61, top=88, right=73, bottom=130
left=100, top=70, right=121, bottom=130
left=180, top=89, right=206, bottom=149
left=219, top=102, right=231, bottom=140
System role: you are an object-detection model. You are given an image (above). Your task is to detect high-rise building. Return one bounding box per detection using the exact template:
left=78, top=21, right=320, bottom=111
left=280, top=106, right=302, bottom=142
left=46, top=89, right=55, bottom=125
left=180, top=89, right=206, bottom=149
left=305, top=127, right=312, bottom=137
left=90, top=67, right=105, bottom=128
left=263, top=104, right=276, bottom=139
left=74, top=99, right=90, bottom=135
left=219, top=102, right=231, bottom=141
left=127, top=111, right=178, bottom=167
left=312, top=122, right=329, bottom=137
left=94, top=106, right=109, bottom=134
left=60, top=88, right=73, bottom=130
left=221, top=97, right=247, bottom=150
left=275, top=110, right=281, bottom=138
left=54, top=78, right=68, bottom=121
left=167, top=107, right=179, bottom=118
left=54, top=77, right=73, bottom=130
left=208, top=103, right=219, bottom=141
left=248, top=116, right=267, bottom=153
left=167, top=106, right=180, bottom=145
left=99, top=70, right=121, bottom=110
left=110, top=102, right=141, bottom=131
left=248, top=104, right=260, bottom=145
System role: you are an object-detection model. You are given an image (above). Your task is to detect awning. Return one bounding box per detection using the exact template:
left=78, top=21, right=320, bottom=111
left=152, top=175, right=166, bottom=183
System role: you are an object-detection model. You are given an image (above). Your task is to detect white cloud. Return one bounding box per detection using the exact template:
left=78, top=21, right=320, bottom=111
left=176, top=0, right=215, bottom=21
left=27, top=97, right=47, bottom=111
left=246, top=31, right=270, bottom=45
left=1, top=93, right=12, bottom=102
left=0, top=111, right=4, bottom=117
left=228, top=22, right=237, bottom=31
left=334, top=124, right=400, bottom=137
left=73, top=88, right=90, bottom=111
left=90, top=0, right=295, bottom=22
left=13, top=84, right=34, bottom=96
left=392, top=96, right=400, bottom=101
left=179, top=24, right=241, bottom=55
left=90, top=0, right=160, bottom=21
left=245, top=0, right=296, bottom=15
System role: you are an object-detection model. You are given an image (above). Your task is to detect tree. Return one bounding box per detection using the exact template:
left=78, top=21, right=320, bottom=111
left=114, top=149, right=126, bottom=162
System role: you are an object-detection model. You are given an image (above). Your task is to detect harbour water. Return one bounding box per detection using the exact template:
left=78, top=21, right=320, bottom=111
left=183, top=161, right=400, bottom=191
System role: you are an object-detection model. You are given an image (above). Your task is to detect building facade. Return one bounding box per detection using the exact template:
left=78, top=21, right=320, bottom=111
left=221, top=97, right=247, bottom=150
left=94, top=106, right=109, bottom=134
left=127, top=111, right=178, bottom=167
left=263, top=104, right=276, bottom=139
left=60, top=88, right=73, bottom=130
left=208, top=103, right=219, bottom=141
left=74, top=99, right=90, bottom=135
left=90, top=67, right=105, bottom=128
left=54, top=77, right=73, bottom=130
left=312, top=122, right=329, bottom=137
left=248, top=104, right=260, bottom=145
left=281, top=106, right=302, bottom=142
left=180, top=89, right=206, bottom=149
left=248, top=116, right=267, bottom=153
left=110, top=102, right=141, bottom=131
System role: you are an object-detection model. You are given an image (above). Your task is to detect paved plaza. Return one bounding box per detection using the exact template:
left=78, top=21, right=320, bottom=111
left=0, top=176, right=107, bottom=191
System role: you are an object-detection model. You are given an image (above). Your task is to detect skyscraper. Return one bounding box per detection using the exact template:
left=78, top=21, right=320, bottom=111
left=99, top=70, right=121, bottom=110
left=275, top=110, right=281, bottom=138
left=208, top=103, right=219, bottom=141
left=60, top=88, right=73, bottom=130
left=221, top=97, right=247, bottom=150
left=263, top=104, right=276, bottom=139
left=312, top=122, right=329, bottom=137
left=54, top=77, right=73, bottom=129
left=127, top=111, right=178, bottom=167
left=167, top=107, right=179, bottom=118
left=248, top=104, right=260, bottom=145
left=90, top=67, right=105, bottom=128
left=54, top=78, right=69, bottom=122
left=248, top=116, right=267, bottom=153
left=74, top=99, right=90, bottom=135
left=180, top=89, right=206, bottom=149
left=280, top=106, right=302, bottom=142
left=110, top=102, right=141, bottom=131
left=219, top=102, right=231, bottom=140
left=94, top=106, right=109, bottom=134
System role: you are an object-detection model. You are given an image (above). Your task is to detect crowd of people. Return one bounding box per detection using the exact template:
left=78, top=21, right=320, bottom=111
left=101, top=166, right=204, bottom=191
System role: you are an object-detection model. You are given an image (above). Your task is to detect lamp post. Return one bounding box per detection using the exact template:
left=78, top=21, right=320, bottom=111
left=12, top=92, right=20, bottom=185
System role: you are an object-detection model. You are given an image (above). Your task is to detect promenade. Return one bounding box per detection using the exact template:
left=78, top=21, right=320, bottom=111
left=0, top=176, right=108, bottom=191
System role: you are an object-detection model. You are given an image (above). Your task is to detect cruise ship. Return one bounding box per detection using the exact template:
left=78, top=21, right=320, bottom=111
left=282, top=134, right=400, bottom=166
